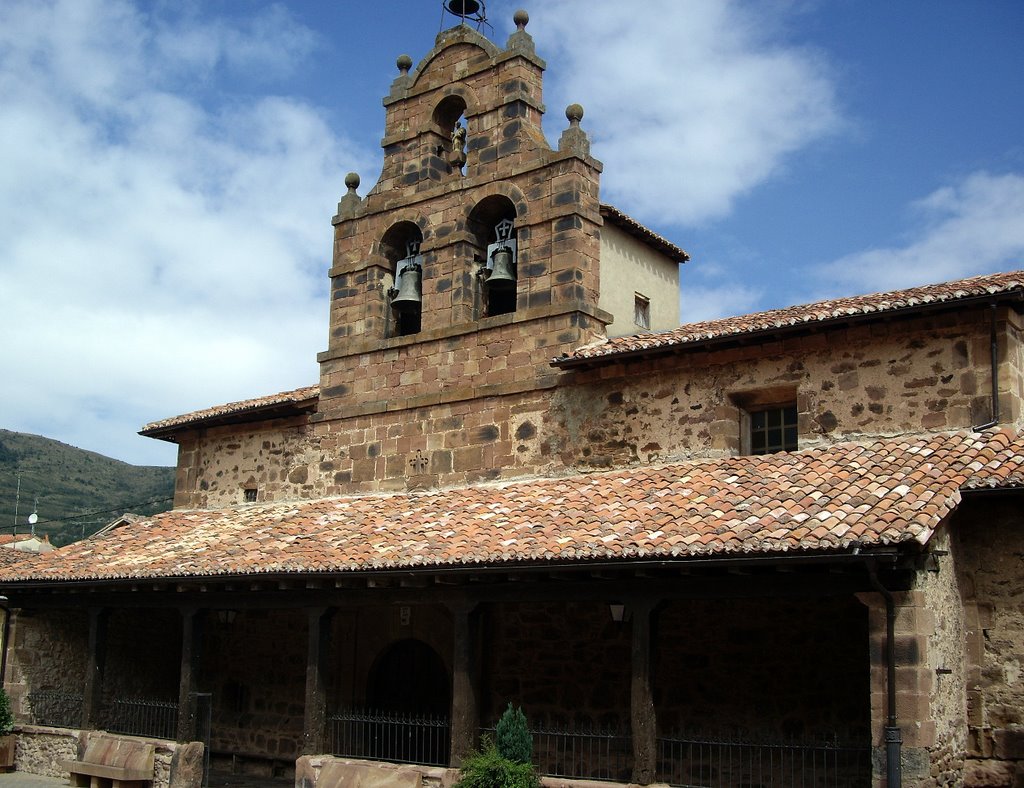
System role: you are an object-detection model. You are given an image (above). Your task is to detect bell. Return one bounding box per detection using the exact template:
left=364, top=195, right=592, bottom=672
left=447, top=0, right=481, bottom=17
left=487, top=246, right=516, bottom=291
left=391, top=265, right=422, bottom=312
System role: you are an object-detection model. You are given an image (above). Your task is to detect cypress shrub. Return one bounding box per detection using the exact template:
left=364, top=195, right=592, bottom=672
left=495, top=703, right=532, bottom=765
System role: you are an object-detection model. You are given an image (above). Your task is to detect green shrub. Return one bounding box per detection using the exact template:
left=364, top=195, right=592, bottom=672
left=453, top=739, right=539, bottom=788
left=0, top=688, right=13, bottom=736
left=495, top=703, right=532, bottom=765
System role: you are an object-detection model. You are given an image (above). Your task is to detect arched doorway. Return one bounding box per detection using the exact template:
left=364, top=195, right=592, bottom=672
left=365, top=639, right=451, bottom=765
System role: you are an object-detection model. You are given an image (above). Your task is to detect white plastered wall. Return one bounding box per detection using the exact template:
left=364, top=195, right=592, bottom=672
left=598, top=223, right=680, bottom=337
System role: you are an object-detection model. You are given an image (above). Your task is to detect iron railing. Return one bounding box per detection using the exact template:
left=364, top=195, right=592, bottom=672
left=102, top=697, right=179, bottom=741
left=481, top=720, right=633, bottom=782
left=328, top=708, right=450, bottom=767
left=656, top=732, right=871, bottom=787
left=26, top=690, right=82, bottom=729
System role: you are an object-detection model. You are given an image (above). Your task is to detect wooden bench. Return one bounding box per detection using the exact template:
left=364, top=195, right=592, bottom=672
left=62, top=734, right=155, bottom=788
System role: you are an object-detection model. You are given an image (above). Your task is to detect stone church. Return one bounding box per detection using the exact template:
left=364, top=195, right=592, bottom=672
left=2, top=10, right=1023, bottom=788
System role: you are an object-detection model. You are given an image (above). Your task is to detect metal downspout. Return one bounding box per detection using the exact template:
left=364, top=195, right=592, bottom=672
left=868, top=562, right=901, bottom=788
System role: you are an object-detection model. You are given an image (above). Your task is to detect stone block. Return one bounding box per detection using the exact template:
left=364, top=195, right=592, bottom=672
left=994, top=727, right=1024, bottom=759
left=964, top=758, right=1014, bottom=787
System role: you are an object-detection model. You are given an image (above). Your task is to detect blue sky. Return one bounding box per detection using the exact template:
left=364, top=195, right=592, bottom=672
left=1, top=0, right=1022, bottom=468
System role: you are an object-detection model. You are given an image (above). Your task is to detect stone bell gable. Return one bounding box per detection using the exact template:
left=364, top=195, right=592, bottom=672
left=319, top=12, right=609, bottom=423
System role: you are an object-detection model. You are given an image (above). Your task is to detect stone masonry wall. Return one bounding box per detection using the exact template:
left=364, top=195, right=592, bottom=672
left=954, top=497, right=1024, bottom=787
left=4, top=609, right=88, bottom=725
left=655, top=596, right=870, bottom=740
left=172, top=304, right=1018, bottom=509
left=201, top=608, right=307, bottom=760
left=482, top=600, right=630, bottom=727
left=104, top=608, right=182, bottom=702
left=916, top=526, right=969, bottom=788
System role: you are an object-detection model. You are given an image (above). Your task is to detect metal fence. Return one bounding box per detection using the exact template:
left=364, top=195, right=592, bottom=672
left=328, top=708, right=450, bottom=767
left=26, top=690, right=82, bottom=729
left=481, top=720, right=633, bottom=782
left=102, top=697, right=179, bottom=741
left=656, top=732, right=871, bottom=787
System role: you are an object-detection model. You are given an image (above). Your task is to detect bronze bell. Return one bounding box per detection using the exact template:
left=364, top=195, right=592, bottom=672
left=487, top=246, right=516, bottom=291
left=391, top=264, right=422, bottom=312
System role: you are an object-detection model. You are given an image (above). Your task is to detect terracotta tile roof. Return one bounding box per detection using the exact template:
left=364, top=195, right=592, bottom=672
left=555, top=270, right=1024, bottom=367
left=140, top=384, right=319, bottom=436
left=3, top=429, right=1022, bottom=584
left=600, top=204, right=689, bottom=263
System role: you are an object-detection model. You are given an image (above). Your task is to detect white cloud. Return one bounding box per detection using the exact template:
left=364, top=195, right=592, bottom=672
left=816, top=172, right=1024, bottom=295
left=530, top=0, right=841, bottom=226
left=0, top=0, right=374, bottom=465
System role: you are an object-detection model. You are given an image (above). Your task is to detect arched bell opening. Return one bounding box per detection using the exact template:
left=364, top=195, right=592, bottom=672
left=433, top=95, right=468, bottom=174
left=469, top=195, right=517, bottom=318
left=381, top=221, right=424, bottom=337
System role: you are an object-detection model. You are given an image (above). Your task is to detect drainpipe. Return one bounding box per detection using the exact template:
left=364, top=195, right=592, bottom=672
left=867, top=562, right=901, bottom=788
left=973, top=302, right=1000, bottom=431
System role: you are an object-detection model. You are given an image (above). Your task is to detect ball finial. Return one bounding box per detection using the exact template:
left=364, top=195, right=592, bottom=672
left=396, top=54, right=413, bottom=74
left=513, top=9, right=529, bottom=30
left=344, top=172, right=360, bottom=191
left=565, top=103, right=584, bottom=124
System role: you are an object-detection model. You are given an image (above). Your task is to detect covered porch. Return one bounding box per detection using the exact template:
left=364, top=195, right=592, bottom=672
left=4, top=555, right=887, bottom=787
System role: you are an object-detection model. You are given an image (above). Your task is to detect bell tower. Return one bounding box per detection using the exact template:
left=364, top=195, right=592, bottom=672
left=316, top=9, right=609, bottom=425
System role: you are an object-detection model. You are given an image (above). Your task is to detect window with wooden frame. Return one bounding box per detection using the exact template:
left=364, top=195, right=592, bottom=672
left=730, top=387, right=799, bottom=455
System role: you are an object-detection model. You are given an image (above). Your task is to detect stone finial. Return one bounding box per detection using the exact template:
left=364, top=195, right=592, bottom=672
left=396, top=54, right=413, bottom=75
left=558, top=103, right=590, bottom=157
left=336, top=172, right=362, bottom=219
left=506, top=8, right=535, bottom=53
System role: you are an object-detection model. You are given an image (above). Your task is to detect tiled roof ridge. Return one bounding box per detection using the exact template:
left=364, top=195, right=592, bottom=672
left=4, top=427, right=1022, bottom=584
left=599, top=203, right=690, bottom=263
left=558, top=269, right=1024, bottom=364
left=141, top=384, right=319, bottom=434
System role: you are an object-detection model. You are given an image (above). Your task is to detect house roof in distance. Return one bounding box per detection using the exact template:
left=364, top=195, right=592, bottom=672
left=554, top=269, right=1024, bottom=368
left=4, top=429, right=1022, bottom=585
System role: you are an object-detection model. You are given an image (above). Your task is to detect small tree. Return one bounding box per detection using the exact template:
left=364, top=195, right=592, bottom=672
left=454, top=704, right=538, bottom=788
left=0, top=688, right=14, bottom=737
left=495, top=703, right=532, bottom=765
left=452, top=739, right=539, bottom=788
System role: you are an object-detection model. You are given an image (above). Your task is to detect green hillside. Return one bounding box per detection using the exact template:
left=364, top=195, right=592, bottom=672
left=0, top=430, right=174, bottom=547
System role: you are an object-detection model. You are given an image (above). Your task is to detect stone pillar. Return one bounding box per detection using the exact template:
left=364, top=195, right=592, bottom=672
left=449, top=600, right=480, bottom=766
left=303, top=607, right=335, bottom=755
left=176, top=608, right=204, bottom=743
left=630, top=598, right=657, bottom=785
left=81, top=607, right=108, bottom=729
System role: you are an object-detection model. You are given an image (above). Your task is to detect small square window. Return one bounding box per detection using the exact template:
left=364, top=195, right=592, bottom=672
left=634, top=293, right=650, bottom=330
left=749, top=404, right=798, bottom=455
left=243, top=488, right=258, bottom=503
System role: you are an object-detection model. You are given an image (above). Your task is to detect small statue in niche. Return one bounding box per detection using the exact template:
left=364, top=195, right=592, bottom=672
left=449, top=122, right=467, bottom=168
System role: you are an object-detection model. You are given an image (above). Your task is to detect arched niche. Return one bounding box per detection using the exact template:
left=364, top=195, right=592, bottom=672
left=433, top=94, right=469, bottom=173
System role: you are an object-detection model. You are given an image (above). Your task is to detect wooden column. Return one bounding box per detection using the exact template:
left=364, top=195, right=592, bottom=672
left=176, top=607, right=204, bottom=743
left=303, top=607, right=335, bottom=755
left=81, top=607, right=108, bottom=729
left=630, top=598, right=658, bottom=785
left=449, top=599, right=480, bottom=766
